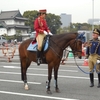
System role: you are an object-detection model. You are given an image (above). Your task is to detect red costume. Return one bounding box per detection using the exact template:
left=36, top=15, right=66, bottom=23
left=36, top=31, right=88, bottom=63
left=34, top=9, right=50, bottom=66
left=34, top=15, right=49, bottom=37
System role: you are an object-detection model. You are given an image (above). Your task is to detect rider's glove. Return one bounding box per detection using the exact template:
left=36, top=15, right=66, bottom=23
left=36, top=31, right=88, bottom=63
left=97, top=60, right=100, bottom=64
left=48, top=32, right=53, bottom=35
left=44, top=31, right=48, bottom=35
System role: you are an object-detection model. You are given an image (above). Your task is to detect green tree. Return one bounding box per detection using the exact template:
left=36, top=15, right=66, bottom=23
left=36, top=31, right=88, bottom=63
left=23, top=10, right=38, bottom=32
left=67, top=23, right=93, bottom=32
left=23, top=10, right=62, bottom=34
left=46, top=13, right=62, bottom=34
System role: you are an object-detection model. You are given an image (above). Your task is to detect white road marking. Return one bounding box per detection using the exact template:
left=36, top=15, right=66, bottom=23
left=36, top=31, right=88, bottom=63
left=0, top=62, right=88, bottom=69
left=0, top=79, right=41, bottom=84
left=0, top=71, right=97, bottom=80
left=3, top=66, right=18, bottom=68
left=0, top=62, right=36, bottom=65
left=3, top=66, right=78, bottom=72
left=0, top=90, right=79, bottom=100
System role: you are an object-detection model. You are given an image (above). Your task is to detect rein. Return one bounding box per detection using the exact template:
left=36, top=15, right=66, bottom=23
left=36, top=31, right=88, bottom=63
left=74, top=57, right=95, bottom=74
left=50, top=39, right=64, bottom=51
left=50, top=37, right=82, bottom=59
left=74, top=57, right=100, bottom=74
left=50, top=46, right=62, bottom=59
left=70, top=39, right=82, bottom=56
left=49, top=39, right=64, bottom=59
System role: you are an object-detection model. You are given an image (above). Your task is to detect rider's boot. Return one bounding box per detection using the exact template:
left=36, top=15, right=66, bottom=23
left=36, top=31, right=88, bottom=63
left=89, top=73, right=94, bottom=87
left=97, top=73, right=100, bottom=88
left=37, top=49, right=41, bottom=66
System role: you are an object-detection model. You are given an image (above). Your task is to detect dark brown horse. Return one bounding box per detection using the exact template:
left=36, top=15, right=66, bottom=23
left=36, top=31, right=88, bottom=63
left=19, top=32, right=83, bottom=93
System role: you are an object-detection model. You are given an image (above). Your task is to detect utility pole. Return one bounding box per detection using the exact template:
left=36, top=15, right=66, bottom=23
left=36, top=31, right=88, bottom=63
left=92, top=0, right=94, bottom=31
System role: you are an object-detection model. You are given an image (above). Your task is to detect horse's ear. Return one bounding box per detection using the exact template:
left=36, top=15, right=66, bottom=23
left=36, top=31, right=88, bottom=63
left=77, top=32, right=86, bottom=43
left=77, top=32, right=85, bottom=39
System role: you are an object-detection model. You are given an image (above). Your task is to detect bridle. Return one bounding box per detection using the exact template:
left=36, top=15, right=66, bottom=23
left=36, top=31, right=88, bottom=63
left=50, top=37, right=82, bottom=58
left=70, top=39, right=82, bottom=57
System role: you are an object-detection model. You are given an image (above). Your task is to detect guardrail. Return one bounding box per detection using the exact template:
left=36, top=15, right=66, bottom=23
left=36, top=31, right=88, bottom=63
left=0, top=43, right=18, bottom=62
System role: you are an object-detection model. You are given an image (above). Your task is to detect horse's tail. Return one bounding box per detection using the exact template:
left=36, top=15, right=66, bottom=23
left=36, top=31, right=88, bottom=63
left=18, top=42, right=22, bottom=63
left=18, top=43, right=23, bottom=80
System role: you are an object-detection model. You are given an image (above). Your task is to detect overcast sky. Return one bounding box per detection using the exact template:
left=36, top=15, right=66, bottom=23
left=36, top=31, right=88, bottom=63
left=0, top=0, right=100, bottom=23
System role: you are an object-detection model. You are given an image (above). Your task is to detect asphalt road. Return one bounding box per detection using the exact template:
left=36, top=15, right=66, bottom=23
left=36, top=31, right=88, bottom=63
left=0, top=56, right=100, bottom=100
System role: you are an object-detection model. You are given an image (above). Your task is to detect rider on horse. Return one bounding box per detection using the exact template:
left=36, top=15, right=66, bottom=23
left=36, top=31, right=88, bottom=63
left=34, top=9, right=53, bottom=66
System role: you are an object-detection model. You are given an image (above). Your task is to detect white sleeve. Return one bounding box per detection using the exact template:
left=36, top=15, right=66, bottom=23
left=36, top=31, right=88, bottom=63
left=44, top=31, right=48, bottom=35
left=49, top=32, right=53, bottom=35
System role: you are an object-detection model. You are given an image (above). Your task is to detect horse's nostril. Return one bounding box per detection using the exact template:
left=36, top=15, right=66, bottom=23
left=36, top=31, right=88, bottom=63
left=79, top=56, right=82, bottom=59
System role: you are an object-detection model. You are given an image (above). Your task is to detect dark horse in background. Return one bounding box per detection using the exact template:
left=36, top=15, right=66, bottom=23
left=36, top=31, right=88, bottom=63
left=19, top=32, right=83, bottom=94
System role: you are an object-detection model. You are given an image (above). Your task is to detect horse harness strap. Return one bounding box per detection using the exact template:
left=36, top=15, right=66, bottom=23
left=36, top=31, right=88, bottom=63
left=50, top=39, right=64, bottom=59
left=94, top=41, right=100, bottom=54
left=92, top=40, right=100, bottom=54
left=71, top=39, right=82, bottom=53
left=50, top=39, right=64, bottom=51
left=49, top=38, right=82, bottom=59
left=50, top=46, right=62, bottom=59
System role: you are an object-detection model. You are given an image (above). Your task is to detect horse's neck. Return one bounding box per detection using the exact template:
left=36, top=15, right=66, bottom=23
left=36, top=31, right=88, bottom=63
left=52, top=34, right=76, bottom=50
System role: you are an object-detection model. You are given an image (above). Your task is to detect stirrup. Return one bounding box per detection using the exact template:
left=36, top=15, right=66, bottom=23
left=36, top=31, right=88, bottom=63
left=37, top=58, right=41, bottom=66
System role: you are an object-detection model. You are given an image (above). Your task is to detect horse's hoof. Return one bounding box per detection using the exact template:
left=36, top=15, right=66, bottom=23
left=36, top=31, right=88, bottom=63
left=55, top=88, right=60, bottom=93
left=46, top=89, right=52, bottom=94
left=61, top=63, right=65, bottom=65
left=24, top=84, right=29, bottom=90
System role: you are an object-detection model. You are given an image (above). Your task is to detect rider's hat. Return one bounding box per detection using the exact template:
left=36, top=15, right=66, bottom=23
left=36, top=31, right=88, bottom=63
left=93, top=28, right=100, bottom=35
left=39, top=9, right=47, bottom=14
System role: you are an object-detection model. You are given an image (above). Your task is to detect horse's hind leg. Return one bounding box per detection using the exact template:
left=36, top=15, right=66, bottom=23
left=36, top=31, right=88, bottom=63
left=21, top=58, right=31, bottom=90
left=54, top=65, right=60, bottom=93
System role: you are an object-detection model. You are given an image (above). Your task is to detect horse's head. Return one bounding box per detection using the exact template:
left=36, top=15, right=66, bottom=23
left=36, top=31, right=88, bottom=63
left=69, top=33, right=85, bottom=59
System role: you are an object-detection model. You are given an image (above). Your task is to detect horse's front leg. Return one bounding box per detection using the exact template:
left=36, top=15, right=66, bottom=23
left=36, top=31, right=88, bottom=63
left=22, top=68, right=29, bottom=90
left=21, top=59, right=30, bottom=90
left=54, top=65, right=60, bottom=93
left=24, top=80, right=29, bottom=90
left=46, top=65, right=52, bottom=94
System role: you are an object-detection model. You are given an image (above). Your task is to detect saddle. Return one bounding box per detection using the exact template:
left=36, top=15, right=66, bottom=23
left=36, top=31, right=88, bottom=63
left=27, top=35, right=51, bottom=52
left=27, top=35, right=51, bottom=63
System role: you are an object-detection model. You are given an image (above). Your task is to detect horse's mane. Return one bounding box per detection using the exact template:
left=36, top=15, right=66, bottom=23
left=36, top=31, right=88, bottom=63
left=22, top=32, right=78, bottom=45
left=51, top=32, right=78, bottom=40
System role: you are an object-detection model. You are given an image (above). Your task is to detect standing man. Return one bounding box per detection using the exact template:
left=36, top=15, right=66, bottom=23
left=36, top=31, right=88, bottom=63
left=34, top=9, right=53, bottom=66
left=86, top=28, right=100, bottom=87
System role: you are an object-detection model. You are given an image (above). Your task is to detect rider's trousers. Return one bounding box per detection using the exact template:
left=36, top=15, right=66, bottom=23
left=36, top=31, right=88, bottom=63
left=36, top=33, right=46, bottom=51
left=88, top=54, right=100, bottom=72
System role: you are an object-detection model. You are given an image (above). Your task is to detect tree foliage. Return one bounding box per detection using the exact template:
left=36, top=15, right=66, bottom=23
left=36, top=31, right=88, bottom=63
left=23, top=10, right=38, bottom=32
left=23, top=10, right=100, bottom=34
left=23, top=10, right=62, bottom=34
left=46, top=13, right=62, bottom=34
left=58, top=23, right=100, bottom=34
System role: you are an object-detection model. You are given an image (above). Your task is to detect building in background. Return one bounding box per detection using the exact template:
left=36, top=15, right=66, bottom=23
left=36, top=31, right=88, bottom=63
left=88, top=19, right=100, bottom=25
left=60, top=13, right=72, bottom=28
left=0, top=10, right=30, bottom=41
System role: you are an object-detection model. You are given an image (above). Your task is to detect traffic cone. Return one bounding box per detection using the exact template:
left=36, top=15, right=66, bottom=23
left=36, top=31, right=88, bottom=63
left=68, top=52, right=74, bottom=58
left=82, top=44, right=86, bottom=56
left=82, top=59, right=88, bottom=66
left=82, top=49, right=85, bottom=56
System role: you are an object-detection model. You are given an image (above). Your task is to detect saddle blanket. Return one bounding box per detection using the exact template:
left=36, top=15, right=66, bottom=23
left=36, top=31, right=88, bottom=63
left=27, top=40, right=49, bottom=52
